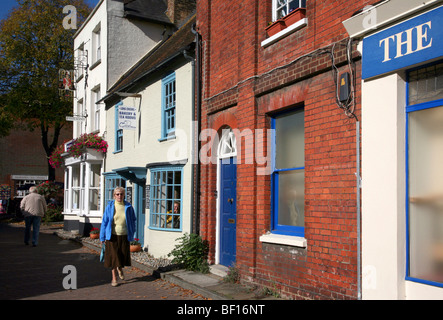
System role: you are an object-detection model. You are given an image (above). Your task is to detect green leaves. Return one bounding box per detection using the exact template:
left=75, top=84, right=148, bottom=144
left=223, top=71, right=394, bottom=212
left=168, top=233, right=210, bottom=273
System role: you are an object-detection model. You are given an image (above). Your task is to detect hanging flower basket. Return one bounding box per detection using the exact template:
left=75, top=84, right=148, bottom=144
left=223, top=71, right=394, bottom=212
left=266, top=19, right=286, bottom=37
left=49, top=133, right=108, bottom=169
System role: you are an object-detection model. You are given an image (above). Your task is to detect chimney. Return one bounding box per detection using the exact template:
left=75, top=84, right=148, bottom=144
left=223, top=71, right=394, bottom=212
left=166, top=0, right=196, bottom=26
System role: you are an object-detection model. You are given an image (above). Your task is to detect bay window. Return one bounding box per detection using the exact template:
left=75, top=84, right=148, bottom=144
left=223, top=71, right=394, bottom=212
left=149, top=166, right=183, bottom=231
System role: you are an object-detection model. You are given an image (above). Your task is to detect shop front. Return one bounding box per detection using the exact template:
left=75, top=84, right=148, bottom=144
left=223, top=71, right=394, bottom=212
left=344, top=0, right=443, bottom=299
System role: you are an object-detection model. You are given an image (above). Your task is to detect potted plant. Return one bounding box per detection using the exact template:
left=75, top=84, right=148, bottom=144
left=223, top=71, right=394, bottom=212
left=90, top=227, right=100, bottom=239
left=283, top=7, right=306, bottom=26
left=130, top=238, right=141, bottom=252
left=265, top=19, right=286, bottom=37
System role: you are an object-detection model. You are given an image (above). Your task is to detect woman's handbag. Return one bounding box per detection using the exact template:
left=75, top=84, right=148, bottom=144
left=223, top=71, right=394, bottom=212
left=100, top=243, right=105, bottom=262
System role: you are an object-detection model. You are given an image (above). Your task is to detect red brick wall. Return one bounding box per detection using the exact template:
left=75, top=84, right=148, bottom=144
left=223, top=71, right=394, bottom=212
left=0, top=124, right=72, bottom=190
left=197, top=0, right=372, bottom=300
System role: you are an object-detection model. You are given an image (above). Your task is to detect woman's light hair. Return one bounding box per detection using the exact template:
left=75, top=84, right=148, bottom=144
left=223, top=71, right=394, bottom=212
left=113, top=186, right=125, bottom=196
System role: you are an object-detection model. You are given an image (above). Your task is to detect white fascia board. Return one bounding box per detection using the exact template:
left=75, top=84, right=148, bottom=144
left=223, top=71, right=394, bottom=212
left=342, top=0, right=442, bottom=39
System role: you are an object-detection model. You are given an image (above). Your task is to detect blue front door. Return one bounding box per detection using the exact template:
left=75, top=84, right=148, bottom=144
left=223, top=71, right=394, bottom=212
left=220, top=157, right=237, bottom=267
left=134, top=183, right=145, bottom=246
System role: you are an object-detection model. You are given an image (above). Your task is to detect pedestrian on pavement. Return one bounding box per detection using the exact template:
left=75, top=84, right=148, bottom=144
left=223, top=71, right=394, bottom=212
left=100, top=187, right=136, bottom=287
left=20, top=186, right=47, bottom=247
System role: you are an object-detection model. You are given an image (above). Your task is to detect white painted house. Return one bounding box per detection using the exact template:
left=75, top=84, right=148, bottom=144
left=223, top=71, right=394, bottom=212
left=63, top=0, right=175, bottom=234
left=102, top=11, right=197, bottom=257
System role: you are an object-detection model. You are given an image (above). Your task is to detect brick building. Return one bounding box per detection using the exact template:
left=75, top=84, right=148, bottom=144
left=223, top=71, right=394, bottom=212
left=0, top=125, right=71, bottom=199
left=195, top=0, right=373, bottom=299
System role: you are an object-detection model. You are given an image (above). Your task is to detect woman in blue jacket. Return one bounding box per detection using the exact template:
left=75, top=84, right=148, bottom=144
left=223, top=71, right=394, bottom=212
left=100, top=187, right=136, bottom=287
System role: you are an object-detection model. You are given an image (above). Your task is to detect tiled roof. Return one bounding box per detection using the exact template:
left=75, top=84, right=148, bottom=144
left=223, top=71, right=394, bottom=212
left=123, top=0, right=173, bottom=25
left=105, top=14, right=196, bottom=102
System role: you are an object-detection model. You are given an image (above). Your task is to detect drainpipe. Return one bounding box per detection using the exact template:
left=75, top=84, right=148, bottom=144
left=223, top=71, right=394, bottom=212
left=191, top=23, right=202, bottom=235
left=356, top=120, right=362, bottom=300
left=183, top=47, right=196, bottom=234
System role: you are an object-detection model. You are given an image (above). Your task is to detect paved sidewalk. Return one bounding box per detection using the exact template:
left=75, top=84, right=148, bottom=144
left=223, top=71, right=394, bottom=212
left=1, top=220, right=284, bottom=301
left=0, top=222, right=204, bottom=300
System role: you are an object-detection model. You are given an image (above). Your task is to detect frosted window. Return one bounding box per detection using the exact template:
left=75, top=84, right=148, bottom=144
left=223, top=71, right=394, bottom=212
left=275, top=110, right=304, bottom=169
left=277, top=170, right=305, bottom=227
left=408, top=105, right=443, bottom=283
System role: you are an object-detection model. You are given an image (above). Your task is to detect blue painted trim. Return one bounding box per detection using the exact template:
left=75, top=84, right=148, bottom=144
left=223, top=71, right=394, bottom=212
left=148, top=165, right=184, bottom=232
left=114, top=102, right=123, bottom=152
left=405, top=59, right=443, bottom=286
left=406, top=276, right=443, bottom=288
left=161, top=72, right=176, bottom=140
left=103, top=172, right=128, bottom=205
left=270, top=107, right=305, bottom=237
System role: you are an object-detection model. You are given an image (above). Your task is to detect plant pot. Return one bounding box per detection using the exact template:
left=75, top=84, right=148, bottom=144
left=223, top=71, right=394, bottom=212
left=265, top=19, right=286, bottom=37
left=90, top=233, right=99, bottom=239
left=283, top=8, right=306, bottom=26
left=130, top=244, right=141, bottom=252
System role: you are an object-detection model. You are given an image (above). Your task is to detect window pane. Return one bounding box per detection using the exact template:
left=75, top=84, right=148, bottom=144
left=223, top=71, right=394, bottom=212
left=408, top=105, right=443, bottom=283
left=150, top=168, right=182, bottom=230
left=90, top=164, right=101, bottom=187
left=277, top=170, right=304, bottom=227
left=409, top=62, right=443, bottom=105
left=89, top=189, right=99, bottom=211
left=275, top=110, right=305, bottom=169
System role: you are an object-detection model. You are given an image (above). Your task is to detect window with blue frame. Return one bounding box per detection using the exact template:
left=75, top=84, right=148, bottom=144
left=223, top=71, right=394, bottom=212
left=104, top=174, right=126, bottom=205
left=271, top=108, right=305, bottom=237
left=406, top=61, right=443, bottom=287
left=115, top=102, right=123, bottom=152
left=116, top=129, right=123, bottom=151
left=161, top=73, right=176, bottom=140
left=149, top=166, right=182, bottom=231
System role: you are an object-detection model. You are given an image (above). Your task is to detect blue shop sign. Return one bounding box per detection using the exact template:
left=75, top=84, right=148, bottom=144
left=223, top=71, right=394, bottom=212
left=362, top=6, right=443, bottom=79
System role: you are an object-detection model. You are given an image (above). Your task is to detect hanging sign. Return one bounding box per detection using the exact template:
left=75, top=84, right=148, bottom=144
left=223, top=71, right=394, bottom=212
left=58, top=69, right=76, bottom=100
left=66, top=116, right=86, bottom=122
left=118, top=106, right=137, bottom=130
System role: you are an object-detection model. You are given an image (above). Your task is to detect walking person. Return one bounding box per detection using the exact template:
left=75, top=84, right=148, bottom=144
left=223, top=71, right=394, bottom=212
left=20, top=186, right=47, bottom=247
left=100, top=187, right=136, bottom=287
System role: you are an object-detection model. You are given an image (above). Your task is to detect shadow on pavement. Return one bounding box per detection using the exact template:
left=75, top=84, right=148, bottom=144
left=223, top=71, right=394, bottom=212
left=0, top=223, right=156, bottom=300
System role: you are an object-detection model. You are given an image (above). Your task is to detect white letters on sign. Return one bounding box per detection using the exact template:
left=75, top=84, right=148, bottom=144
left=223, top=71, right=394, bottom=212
left=379, top=21, right=433, bottom=63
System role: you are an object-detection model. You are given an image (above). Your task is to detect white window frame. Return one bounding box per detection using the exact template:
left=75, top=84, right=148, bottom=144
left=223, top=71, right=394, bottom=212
left=91, top=86, right=101, bottom=132
left=272, top=0, right=306, bottom=21
left=92, top=24, right=101, bottom=64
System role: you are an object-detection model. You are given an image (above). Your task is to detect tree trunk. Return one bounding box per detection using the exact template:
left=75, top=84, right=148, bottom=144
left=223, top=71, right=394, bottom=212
left=41, top=121, right=63, bottom=182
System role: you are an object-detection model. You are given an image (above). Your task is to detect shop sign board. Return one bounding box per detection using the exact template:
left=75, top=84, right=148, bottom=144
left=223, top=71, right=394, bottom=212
left=362, top=6, right=443, bottom=79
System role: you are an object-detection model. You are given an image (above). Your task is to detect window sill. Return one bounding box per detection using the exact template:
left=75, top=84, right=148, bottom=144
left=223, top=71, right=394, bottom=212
left=158, top=135, right=176, bottom=142
left=259, top=233, right=307, bottom=248
left=90, top=59, right=101, bottom=71
left=261, top=18, right=307, bottom=48
left=113, top=150, right=122, bottom=154
left=76, top=73, right=84, bottom=83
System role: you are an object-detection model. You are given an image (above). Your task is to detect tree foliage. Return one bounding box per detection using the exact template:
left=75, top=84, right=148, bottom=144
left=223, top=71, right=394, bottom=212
left=0, top=0, right=92, bottom=179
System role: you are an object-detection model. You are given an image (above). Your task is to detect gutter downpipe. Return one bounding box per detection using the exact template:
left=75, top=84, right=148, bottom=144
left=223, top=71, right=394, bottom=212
left=356, top=120, right=362, bottom=300
left=190, top=22, right=202, bottom=235
left=183, top=46, right=196, bottom=235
